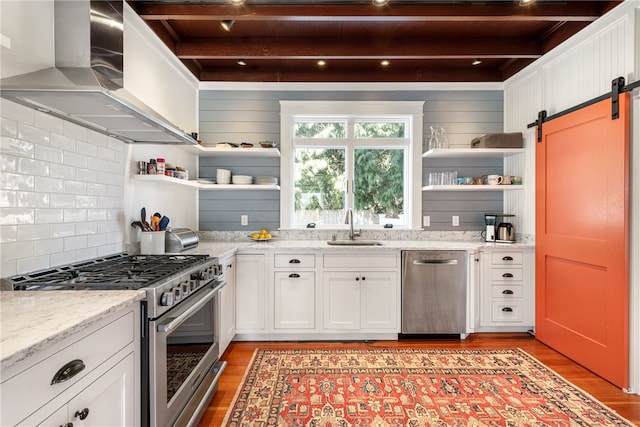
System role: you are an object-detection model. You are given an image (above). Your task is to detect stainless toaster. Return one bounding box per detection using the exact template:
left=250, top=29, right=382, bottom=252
left=165, top=228, right=199, bottom=252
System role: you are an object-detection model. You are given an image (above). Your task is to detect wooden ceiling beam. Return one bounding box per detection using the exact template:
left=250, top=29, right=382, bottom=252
left=176, top=37, right=542, bottom=59
left=135, top=3, right=605, bottom=23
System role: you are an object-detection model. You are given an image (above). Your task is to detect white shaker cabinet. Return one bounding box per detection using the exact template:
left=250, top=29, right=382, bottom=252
left=1, top=306, right=139, bottom=427
left=479, top=247, right=534, bottom=331
left=273, top=253, right=317, bottom=330
left=235, top=254, right=266, bottom=332
left=322, top=253, right=399, bottom=332
left=219, top=254, right=236, bottom=355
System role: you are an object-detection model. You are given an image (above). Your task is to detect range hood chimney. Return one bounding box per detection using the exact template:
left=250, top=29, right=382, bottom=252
left=0, top=0, right=196, bottom=145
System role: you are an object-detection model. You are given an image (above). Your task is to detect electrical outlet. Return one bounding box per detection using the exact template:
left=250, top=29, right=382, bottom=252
left=423, top=216, right=430, bottom=227
left=452, top=215, right=459, bottom=226
left=241, top=215, right=248, bottom=225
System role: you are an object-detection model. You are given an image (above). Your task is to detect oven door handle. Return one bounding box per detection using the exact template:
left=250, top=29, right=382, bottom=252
left=157, top=282, right=224, bottom=334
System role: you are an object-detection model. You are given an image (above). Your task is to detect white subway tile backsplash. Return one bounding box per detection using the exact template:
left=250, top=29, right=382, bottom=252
left=1, top=136, right=35, bottom=157
left=0, top=208, right=34, bottom=225
left=50, top=163, right=76, bottom=180
left=35, top=208, right=64, bottom=224
left=50, top=194, right=76, bottom=208
left=17, top=123, right=50, bottom=146
left=63, top=208, right=87, bottom=223
left=64, top=180, right=87, bottom=195
left=1, top=99, right=34, bottom=124
left=18, top=191, right=50, bottom=208
left=50, top=223, right=76, bottom=238
left=1, top=173, right=35, bottom=191
left=17, top=224, right=50, bottom=241
left=35, top=111, right=64, bottom=134
left=64, top=235, right=87, bottom=251
left=16, top=255, right=49, bottom=275
left=1, top=100, right=128, bottom=273
left=1, top=117, right=17, bottom=137
left=35, top=176, right=64, bottom=193
left=35, top=145, right=64, bottom=163
left=35, top=238, right=63, bottom=255
left=0, top=225, right=18, bottom=243
left=63, top=151, right=88, bottom=168
left=50, top=133, right=76, bottom=151
left=17, top=157, right=49, bottom=176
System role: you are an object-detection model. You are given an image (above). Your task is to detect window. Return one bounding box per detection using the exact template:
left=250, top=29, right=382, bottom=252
left=281, top=101, right=423, bottom=229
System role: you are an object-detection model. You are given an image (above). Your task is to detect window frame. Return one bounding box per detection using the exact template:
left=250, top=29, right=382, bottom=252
left=280, top=101, right=424, bottom=230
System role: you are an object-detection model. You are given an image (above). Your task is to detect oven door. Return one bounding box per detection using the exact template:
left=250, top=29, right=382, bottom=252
left=149, top=281, right=226, bottom=427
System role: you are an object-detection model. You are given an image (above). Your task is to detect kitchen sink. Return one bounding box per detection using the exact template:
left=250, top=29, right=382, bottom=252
left=326, top=240, right=383, bottom=246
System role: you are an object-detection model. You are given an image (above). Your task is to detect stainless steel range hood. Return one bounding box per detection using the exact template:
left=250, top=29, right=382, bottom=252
left=0, top=0, right=196, bottom=145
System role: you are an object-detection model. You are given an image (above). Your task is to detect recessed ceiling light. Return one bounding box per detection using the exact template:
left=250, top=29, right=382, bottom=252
left=317, top=59, right=326, bottom=67
left=237, top=59, right=247, bottom=66
left=472, top=58, right=482, bottom=66
left=381, top=60, right=390, bottom=66
left=221, top=20, right=234, bottom=32
left=372, top=0, right=390, bottom=6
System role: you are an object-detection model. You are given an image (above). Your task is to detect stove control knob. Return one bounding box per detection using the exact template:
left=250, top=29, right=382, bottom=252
left=172, top=287, right=183, bottom=302
left=181, top=282, right=190, bottom=296
left=161, top=292, right=175, bottom=306
left=189, top=279, right=198, bottom=291
left=191, top=271, right=206, bottom=281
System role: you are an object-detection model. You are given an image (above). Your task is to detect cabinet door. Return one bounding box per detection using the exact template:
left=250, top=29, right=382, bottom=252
left=274, top=272, right=315, bottom=329
left=219, top=258, right=236, bottom=355
left=323, top=272, right=360, bottom=330
left=360, top=271, right=397, bottom=330
left=37, top=353, right=135, bottom=427
left=235, top=254, right=266, bottom=331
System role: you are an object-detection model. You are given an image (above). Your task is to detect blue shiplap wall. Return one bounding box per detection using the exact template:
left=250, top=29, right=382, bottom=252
left=199, top=90, right=504, bottom=231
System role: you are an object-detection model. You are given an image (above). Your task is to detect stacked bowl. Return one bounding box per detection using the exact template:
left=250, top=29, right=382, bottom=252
left=255, top=176, right=278, bottom=185
left=216, top=169, right=231, bottom=184
left=232, top=175, right=253, bottom=185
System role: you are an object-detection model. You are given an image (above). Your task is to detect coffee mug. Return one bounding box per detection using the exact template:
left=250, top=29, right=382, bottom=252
left=473, top=177, right=483, bottom=185
left=487, top=174, right=503, bottom=185
left=512, top=176, right=522, bottom=185
left=502, top=175, right=512, bottom=185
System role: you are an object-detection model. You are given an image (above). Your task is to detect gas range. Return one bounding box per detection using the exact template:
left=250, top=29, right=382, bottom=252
left=1, top=253, right=222, bottom=319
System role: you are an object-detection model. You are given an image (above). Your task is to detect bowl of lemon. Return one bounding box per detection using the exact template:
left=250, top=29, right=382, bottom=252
left=249, top=229, right=272, bottom=241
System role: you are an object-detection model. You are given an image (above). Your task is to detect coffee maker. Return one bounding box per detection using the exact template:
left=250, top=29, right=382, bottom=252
left=484, top=213, right=516, bottom=243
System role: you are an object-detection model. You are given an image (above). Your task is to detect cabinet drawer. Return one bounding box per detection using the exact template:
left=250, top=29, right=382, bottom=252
left=1, top=310, right=134, bottom=426
left=491, top=268, right=523, bottom=281
left=323, top=253, right=397, bottom=269
left=491, top=251, right=523, bottom=265
left=274, top=254, right=315, bottom=268
left=491, top=301, right=523, bottom=322
left=491, top=285, right=523, bottom=299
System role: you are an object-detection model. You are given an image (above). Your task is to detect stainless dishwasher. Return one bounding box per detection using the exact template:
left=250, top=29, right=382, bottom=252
left=401, top=250, right=467, bottom=335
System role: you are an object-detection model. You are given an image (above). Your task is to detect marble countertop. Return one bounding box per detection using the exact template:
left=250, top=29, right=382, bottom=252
left=0, top=290, right=145, bottom=370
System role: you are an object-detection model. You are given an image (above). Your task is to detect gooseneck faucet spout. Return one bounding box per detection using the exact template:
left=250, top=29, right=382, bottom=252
left=344, top=208, right=361, bottom=240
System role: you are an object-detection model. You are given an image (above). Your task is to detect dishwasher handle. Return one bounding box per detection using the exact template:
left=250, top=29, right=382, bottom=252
left=412, top=259, right=459, bottom=265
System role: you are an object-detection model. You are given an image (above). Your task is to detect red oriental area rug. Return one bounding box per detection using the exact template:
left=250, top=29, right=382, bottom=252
left=222, top=348, right=634, bottom=426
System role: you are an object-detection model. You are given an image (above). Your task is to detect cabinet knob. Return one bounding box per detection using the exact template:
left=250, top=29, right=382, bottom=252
left=502, top=289, right=514, bottom=295
left=289, top=273, right=300, bottom=278
left=355, top=277, right=359, bottom=281
left=74, top=408, right=90, bottom=420
left=502, top=273, right=514, bottom=278
left=361, top=276, right=366, bottom=281
left=51, top=359, right=85, bottom=385
left=227, top=264, right=232, bottom=269
left=501, top=307, right=514, bottom=312
left=502, top=256, right=514, bottom=261
left=289, top=259, right=301, bottom=264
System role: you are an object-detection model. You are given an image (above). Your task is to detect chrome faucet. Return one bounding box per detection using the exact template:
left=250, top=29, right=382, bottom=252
left=344, top=208, right=361, bottom=240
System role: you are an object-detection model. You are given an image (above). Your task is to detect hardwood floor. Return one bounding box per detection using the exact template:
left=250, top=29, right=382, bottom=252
left=199, top=334, right=640, bottom=426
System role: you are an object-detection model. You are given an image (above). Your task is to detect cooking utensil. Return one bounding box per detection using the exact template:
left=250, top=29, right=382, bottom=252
left=159, top=216, right=170, bottom=230
left=131, top=221, right=144, bottom=230
left=141, top=207, right=152, bottom=231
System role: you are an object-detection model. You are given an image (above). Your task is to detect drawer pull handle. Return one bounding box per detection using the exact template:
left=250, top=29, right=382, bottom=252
left=502, top=289, right=514, bottom=295
left=289, top=259, right=301, bottom=264
left=289, top=273, right=300, bottom=278
left=74, top=408, right=90, bottom=420
left=502, top=256, right=514, bottom=261
left=502, top=273, right=514, bottom=278
left=502, top=307, right=514, bottom=312
left=51, top=359, right=85, bottom=385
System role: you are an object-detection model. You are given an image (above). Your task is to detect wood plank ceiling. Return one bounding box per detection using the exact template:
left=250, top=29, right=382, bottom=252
left=130, top=0, right=622, bottom=82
